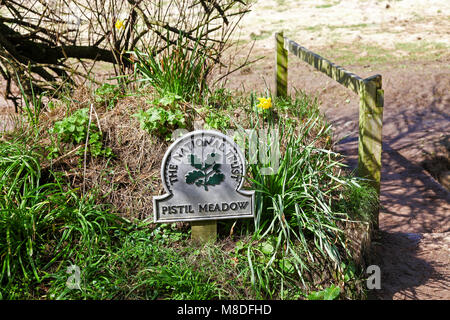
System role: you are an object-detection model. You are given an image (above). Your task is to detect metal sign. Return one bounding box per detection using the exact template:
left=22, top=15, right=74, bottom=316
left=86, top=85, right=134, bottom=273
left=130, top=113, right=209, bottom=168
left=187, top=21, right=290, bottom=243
left=154, top=130, right=255, bottom=223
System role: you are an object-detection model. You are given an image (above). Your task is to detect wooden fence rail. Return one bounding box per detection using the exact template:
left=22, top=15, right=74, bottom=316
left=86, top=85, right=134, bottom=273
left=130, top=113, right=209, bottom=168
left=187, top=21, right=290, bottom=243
left=276, top=32, right=384, bottom=227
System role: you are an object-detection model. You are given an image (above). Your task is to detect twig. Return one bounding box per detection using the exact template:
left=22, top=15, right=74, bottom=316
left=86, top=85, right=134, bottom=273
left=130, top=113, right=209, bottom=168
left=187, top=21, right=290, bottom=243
left=43, top=145, right=84, bottom=169
left=91, top=104, right=102, bottom=133
left=82, top=103, right=94, bottom=197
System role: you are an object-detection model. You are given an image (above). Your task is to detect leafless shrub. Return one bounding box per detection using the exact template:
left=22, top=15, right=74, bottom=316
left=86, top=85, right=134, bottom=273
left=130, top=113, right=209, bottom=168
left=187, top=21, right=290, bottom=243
left=0, top=0, right=251, bottom=107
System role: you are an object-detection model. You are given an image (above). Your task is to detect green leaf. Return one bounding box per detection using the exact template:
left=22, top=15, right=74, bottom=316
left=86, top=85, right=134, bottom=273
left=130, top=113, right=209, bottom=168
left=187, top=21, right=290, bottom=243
left=307, top=285, right=340, bottom=300
left=74, top=133, right=85, bottom=143
left=185, top=170, right=205, bottom=184
left=206, top=172, right=224, bottom=186
left=323, top=285, right=340, bottom=300
left=159, top=95, right=175, bottom=106
left=278, top=260, right=294, bottom=273
left=307, top=291, right=325, bottom=300
left=68, top=117, right=77, bottom=124
left=149, top=110, right=163, bottom=123
left=260, top=242, right=274, bottom=256
left=235, top=241, right=245, bottom=254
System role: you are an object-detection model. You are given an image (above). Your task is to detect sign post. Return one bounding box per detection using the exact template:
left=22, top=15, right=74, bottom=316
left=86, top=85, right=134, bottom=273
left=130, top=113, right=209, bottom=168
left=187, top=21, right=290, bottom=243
left=153, top=130, right=255, bottom=243
left=191, top=220, right=217, bottom=242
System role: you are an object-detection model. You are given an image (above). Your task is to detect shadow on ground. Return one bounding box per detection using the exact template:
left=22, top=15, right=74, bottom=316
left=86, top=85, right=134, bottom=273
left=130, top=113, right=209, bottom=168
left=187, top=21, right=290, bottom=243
left=366, top=230, right=448, bottom=300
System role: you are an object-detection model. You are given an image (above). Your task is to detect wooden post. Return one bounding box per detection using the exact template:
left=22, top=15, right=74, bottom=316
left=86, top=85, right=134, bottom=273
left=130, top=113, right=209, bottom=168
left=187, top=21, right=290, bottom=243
left=357, top=75, right=384, bottom=228
left=275, top=32, right=288, bottom=98
left=191, top=220, right=217, bottom=243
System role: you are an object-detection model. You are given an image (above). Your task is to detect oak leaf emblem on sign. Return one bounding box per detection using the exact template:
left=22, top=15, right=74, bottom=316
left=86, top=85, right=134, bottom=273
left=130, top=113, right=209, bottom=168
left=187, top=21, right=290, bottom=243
left=185, top=153, right=224, bottom=191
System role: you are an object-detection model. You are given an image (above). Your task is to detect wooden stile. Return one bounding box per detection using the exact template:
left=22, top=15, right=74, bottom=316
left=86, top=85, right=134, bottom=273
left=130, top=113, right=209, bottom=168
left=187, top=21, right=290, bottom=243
left=282, top=37, right=364, bottom=95
left=357, top=75, right=384, bottom=227
left=276, top=32, right=288, bottom=98
left=275, top=33, right=384, bottom=228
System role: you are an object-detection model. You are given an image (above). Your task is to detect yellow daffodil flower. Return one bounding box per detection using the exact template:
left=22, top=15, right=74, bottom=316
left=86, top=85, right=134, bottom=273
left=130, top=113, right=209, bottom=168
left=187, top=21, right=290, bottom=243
left=256, top=97, right=272, bottom=110
left=115, top=19, right=124, bottom=30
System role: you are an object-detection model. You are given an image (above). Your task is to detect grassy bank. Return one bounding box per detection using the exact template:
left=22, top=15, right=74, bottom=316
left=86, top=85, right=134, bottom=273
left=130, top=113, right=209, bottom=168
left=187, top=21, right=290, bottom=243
left=0, top=79, right=378, bottom=299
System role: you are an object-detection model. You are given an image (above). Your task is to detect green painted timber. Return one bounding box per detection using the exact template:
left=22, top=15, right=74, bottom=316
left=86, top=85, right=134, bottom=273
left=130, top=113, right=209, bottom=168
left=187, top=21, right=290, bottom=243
left=275, top=33, right=384, bottom=228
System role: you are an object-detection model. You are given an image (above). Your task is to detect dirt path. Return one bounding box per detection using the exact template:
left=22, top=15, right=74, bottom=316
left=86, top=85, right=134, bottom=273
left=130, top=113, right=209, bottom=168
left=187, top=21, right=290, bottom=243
left=325, top=62, right=450, bottom=299
left=221, top=0, right=449, bottom=300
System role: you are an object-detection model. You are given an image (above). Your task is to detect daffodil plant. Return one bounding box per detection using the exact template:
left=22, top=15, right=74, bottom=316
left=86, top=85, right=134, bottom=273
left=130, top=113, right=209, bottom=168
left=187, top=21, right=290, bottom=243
left=256, top=96, right=275, bottom=124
